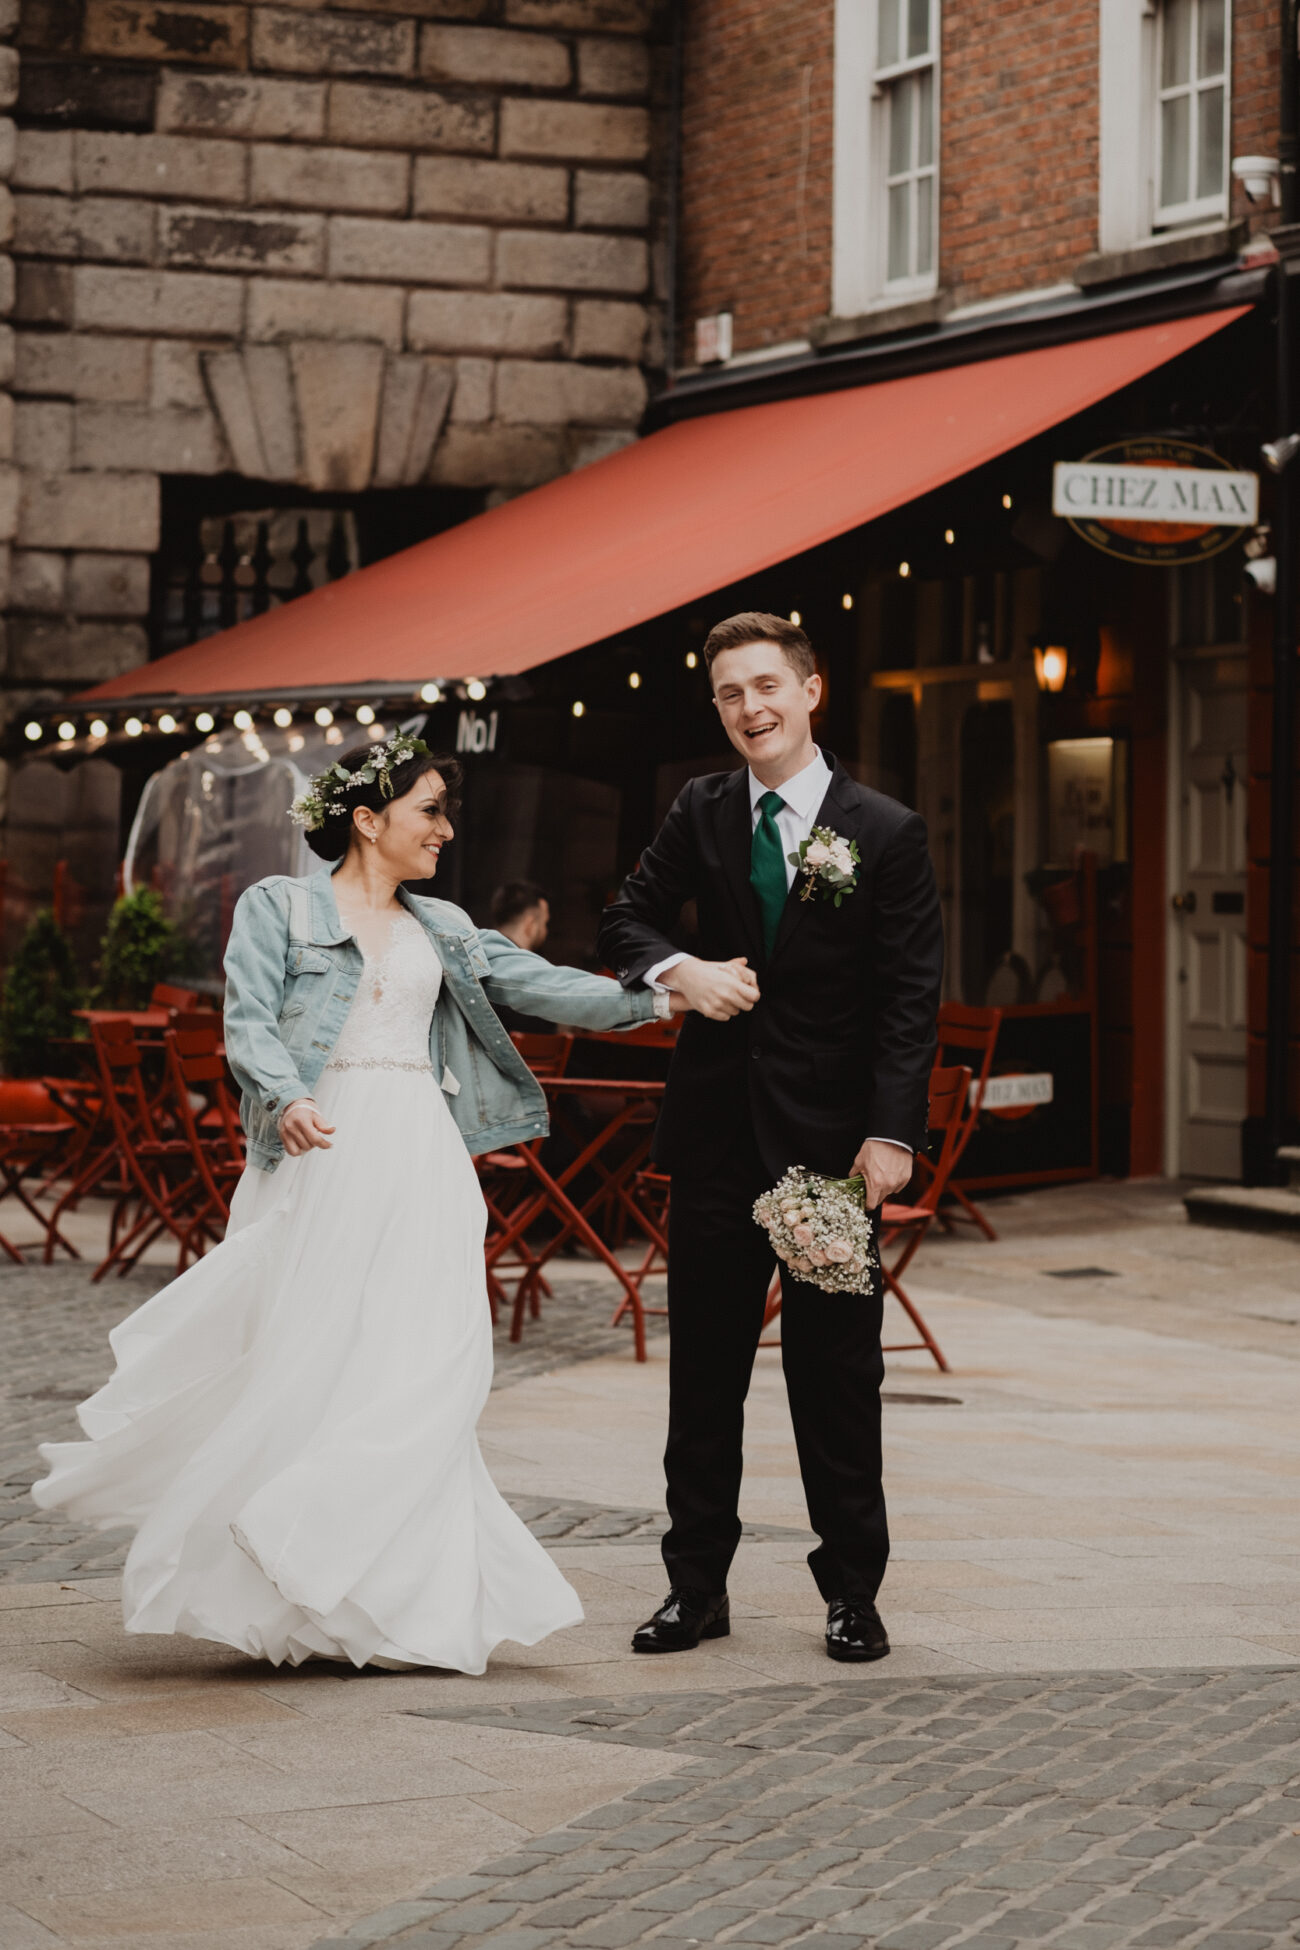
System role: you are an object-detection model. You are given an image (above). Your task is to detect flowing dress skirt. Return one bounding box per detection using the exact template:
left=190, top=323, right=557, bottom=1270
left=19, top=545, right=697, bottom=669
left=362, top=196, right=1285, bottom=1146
left=33, top=1065, right=583, bottom=1672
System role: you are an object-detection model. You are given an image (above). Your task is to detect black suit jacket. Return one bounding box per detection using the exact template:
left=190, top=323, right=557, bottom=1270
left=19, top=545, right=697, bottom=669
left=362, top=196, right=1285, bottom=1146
left=597, top=756, right=944, bottom=1177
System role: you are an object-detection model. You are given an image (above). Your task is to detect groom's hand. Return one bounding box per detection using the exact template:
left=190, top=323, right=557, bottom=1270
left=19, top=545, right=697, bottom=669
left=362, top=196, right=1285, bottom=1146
left=850, top=1138, right=914, bottom=1209
left=661, top=956, right=759, bottom=1021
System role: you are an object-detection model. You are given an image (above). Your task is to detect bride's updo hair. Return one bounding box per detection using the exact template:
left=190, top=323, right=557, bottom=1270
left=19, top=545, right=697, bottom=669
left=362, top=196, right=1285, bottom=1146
left=303, top=743, right=463, bottom=862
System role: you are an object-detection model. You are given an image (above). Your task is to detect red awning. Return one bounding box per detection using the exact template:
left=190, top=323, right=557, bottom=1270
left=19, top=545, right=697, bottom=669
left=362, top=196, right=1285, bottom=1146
left=84, top=307, right=1248, bottom=704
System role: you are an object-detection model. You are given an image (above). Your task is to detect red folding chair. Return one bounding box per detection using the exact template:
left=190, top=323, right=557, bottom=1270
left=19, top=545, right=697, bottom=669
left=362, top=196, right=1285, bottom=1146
left=760, top=1064, right=971, bottom=1374
left=88, top=1017, right=207, bottom=1281
left=920, top=1003, right=1003, bottom=1240
left=150, top=983, right=202, bottom=1012
left=0, top=1079, right=79, bottom=1263
left=162, top=1022, right=245, bottom=1262
left=476, top=1033, right=574, bottom=1331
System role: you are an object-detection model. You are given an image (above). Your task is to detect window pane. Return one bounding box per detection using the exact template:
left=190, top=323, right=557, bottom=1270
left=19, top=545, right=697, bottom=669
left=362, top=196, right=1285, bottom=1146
left=1197, top=0, right=1225, bottom=78
left=916, top=63, right=935, bottom=165
left=888, top=76, right=913, bottom=178
left=916, top=171, right=934, bottom=274
left=1161, top=0, right=1192, bottom=87
left=887, top=180, right=911, bottom=281
left=1197, top=83, right=1225, bottom=198
left=877, top=0, right=899, bottom=67
left=1161, top=91, right=1190, bottom=206
left=907, top=0, right=930, bottom=59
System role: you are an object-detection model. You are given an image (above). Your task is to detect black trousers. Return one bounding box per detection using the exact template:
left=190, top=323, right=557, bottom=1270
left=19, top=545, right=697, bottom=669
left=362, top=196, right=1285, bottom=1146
left=661, top=1124, right=889, bottom=1606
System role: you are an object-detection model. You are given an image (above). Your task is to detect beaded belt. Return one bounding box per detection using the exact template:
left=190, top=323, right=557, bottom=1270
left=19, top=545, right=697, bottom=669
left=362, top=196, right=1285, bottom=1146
left=324, top=1057, right=434, bottom=1073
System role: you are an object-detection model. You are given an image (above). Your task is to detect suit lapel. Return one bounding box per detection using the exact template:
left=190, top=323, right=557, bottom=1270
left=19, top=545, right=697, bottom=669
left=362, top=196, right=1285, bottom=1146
left=714, top=767, right=764, bottom=964
left=768, top=756, right=855, bottom=965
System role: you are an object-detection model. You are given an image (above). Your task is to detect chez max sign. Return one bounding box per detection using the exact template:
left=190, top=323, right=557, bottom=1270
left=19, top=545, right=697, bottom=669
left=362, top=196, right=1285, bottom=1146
left=1052, top=457, right=1258, bottom=525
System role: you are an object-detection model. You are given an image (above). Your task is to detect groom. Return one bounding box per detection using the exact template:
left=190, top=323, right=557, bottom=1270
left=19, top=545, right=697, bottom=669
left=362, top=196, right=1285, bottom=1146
left=597, top=612, right=943, bottom=1662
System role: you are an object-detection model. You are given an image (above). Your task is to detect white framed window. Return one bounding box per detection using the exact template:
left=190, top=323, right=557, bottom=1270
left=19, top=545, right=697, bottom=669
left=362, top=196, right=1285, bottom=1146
left=831, top=0, right=940, bottom=318
left=1155, top=0, right=1229, bottom=225
left=875, top=0, right=938, bottom=290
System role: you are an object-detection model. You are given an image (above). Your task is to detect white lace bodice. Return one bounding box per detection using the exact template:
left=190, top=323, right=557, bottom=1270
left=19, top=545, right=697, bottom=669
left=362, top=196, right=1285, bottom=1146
left=326, top=910, right=442, bottom=1073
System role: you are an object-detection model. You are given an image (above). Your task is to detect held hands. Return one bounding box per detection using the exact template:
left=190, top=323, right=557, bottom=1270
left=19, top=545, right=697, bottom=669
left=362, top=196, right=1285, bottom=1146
left=663, top=956, right=760, bottom=1022
left=850, top=1137, right=914, bottom=1210
left=279, top=1100, right=336, bottom=1156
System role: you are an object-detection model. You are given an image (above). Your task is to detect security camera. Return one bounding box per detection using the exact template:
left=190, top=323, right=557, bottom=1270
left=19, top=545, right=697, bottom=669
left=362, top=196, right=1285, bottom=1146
left=1232, top=155, right=1281, bottom=206
left=1244, top=556, right=1277, bottom=595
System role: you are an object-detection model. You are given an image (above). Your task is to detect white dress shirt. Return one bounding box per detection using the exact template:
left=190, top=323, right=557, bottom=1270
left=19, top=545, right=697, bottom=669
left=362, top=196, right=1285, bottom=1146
left=642, top=749, right=908, bottom=1152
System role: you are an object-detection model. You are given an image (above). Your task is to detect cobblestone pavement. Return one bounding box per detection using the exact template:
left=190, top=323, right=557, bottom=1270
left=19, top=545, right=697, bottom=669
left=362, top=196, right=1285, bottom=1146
left=314, top=1668, right=1300, bottom=1950
left=0, top=1257, right=669, bottom=1584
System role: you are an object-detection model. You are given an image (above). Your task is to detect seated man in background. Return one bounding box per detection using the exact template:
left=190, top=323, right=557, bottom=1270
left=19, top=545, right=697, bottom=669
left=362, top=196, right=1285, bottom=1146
left=487, top=881, right=554, bottom=1035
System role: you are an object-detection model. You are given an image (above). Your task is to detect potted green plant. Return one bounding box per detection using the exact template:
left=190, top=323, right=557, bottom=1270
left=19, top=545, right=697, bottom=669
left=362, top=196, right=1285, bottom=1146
left=93, top=887, right=184, bottom=1009
left=0, top=909, right=82, bottom=1077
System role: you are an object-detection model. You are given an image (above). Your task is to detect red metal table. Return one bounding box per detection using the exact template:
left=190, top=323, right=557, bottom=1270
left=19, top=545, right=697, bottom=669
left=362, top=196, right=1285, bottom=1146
left=482, top=1077, right=666, bottom=1361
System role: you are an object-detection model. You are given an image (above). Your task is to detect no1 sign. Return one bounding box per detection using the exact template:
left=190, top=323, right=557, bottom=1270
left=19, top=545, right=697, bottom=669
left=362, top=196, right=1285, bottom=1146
left=456, top=708, right=499, bottom=754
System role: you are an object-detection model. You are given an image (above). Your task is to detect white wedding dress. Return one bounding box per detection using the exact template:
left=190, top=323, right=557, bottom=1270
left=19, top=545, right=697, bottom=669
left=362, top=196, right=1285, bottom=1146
left=33, top=912, right=583, bottom=1671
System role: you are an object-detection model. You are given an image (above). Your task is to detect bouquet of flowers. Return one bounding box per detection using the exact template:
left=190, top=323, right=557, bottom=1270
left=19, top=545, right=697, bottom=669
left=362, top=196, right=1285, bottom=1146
left=752, top=1168, right=877, bottom=1295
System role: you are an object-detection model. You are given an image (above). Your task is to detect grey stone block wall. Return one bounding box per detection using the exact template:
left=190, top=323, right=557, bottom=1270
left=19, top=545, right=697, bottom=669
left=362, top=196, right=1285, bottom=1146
left=4, top=0, right=668, bottom=734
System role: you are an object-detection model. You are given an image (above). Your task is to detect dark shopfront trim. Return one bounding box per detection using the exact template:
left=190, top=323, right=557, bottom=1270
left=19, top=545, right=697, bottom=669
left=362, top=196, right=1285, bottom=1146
left=646, top=257, right=1268, bottom=428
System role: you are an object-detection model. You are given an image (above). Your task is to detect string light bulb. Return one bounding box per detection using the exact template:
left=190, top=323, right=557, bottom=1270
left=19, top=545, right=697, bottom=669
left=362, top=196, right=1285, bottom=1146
left=58, top=720, right=76, bottom=741
left=195, top=711, right=215, bottom=734
left=355, top=703, right=375, bottom=725
left=789, top=610, right=801, bottom=626
left=233, top=709, right=254, bottom=731
left=23, top=721, right=42, bottom=742
left=572, top=700, right=585, bottom=718
left=628, top=671, right=642, bottom=689
left=842, top=593, right=853, bottom=610
left=314, top=706, right=333, bottom=727
left=685, top=651, right=698, bottom=669
left=898, top=561, right=911, bottom=579
left=1002, top=492, right=1013, bottom=509
left=465, top=679, right=487, bottom=702
left=273, top=706, right=293, bottom=728
left=125, top=717, right=144, bottom=737
left=158, top=713, right=177, bottom=734
left=944, top=528, right=955, bottom=545
left=419, top=682, right=441, bottom=704
left=90, top=718, right=108, bottom=739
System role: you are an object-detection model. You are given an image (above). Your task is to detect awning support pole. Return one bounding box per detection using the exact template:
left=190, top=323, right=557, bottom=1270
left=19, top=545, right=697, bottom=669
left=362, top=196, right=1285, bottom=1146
left=1265, top=0, right=1300, bottom=1174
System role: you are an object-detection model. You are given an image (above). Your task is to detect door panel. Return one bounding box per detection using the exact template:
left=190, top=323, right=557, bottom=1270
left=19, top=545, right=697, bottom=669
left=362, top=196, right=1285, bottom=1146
left=1174, top=653, right=1248, bottom=1179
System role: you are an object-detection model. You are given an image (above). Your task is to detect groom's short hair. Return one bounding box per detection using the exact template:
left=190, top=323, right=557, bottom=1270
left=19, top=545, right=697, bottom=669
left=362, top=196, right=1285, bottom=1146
left=703, top=611, right=815, bottom=684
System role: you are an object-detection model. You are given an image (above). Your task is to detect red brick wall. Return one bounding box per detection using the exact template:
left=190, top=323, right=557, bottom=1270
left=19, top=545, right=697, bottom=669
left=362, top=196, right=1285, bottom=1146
left=677, top=0, right=833, bottom=361
left=678, top=0, right=1282, bottom=360
left=939, top=0, right=1097, bottom=307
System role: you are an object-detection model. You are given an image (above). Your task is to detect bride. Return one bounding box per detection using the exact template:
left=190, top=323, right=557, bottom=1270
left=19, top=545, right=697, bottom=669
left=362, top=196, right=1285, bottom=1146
left=33, top=733, right=685, bottom=1673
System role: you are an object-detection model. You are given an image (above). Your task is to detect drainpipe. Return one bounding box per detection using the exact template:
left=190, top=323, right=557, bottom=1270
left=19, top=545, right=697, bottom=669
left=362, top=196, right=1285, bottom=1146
left=1264, top=0, right=1300, bottom=1175
left=661, top=0, right=685, bottom=391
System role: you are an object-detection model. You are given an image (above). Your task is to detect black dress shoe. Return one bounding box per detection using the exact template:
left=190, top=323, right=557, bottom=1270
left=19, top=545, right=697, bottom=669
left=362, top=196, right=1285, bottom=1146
left=825, top=1598, right=890, bottom=1663
left=631, top=1588, right=730, bottom=1653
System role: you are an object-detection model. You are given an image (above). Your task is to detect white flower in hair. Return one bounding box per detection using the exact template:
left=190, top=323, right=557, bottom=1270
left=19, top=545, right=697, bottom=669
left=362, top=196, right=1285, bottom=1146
left=289, top=731, right=432, bottom=832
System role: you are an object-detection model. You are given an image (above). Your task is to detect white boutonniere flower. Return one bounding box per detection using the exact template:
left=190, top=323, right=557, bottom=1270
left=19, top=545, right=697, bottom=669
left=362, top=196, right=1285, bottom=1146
left=789, top=824, right=861, bottom=908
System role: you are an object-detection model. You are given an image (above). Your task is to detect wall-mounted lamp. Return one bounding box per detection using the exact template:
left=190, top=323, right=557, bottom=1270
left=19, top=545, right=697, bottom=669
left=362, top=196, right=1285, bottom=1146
left=1033, top=644, right=1069, bottom=693
left=1261, top=431, right=1300, bottom=473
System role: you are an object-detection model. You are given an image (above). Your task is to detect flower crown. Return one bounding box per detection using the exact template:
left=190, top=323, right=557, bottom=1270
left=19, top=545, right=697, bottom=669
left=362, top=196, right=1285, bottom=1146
left=289, top=731, right=432, bottom=832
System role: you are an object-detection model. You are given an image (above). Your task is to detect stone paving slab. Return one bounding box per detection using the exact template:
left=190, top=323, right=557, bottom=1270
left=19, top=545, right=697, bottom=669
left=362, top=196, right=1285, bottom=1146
left=320, top=1668, right=1300, bottom=1950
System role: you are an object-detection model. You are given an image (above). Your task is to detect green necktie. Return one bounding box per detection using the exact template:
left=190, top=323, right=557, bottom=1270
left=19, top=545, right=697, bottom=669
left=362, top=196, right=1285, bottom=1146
left=749, top=789, right=788, bottom=958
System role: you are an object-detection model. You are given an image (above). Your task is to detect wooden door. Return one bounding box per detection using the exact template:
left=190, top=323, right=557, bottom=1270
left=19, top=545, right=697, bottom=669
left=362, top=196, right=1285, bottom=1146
left=1172, top=652, right=1248, bottom=1179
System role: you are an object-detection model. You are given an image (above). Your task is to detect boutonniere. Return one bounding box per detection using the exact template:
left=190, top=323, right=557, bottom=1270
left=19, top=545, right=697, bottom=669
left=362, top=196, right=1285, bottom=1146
left=789, top=825, right=861, bottom=906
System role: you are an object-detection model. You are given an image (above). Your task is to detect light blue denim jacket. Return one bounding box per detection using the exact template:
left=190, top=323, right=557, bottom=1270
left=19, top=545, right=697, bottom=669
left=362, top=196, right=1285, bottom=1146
left=224, top=864, right=655, bottom=1171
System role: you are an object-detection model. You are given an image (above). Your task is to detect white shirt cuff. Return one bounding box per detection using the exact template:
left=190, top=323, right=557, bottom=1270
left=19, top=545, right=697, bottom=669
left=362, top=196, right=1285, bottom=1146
left=869, top=1137, right=913, bottom=1154
left=643, top=952, right=688, bottom=992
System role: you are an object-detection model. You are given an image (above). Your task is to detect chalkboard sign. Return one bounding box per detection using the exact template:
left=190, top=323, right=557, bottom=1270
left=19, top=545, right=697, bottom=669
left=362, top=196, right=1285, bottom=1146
left=948, top=1004, right=1096, bottom=1188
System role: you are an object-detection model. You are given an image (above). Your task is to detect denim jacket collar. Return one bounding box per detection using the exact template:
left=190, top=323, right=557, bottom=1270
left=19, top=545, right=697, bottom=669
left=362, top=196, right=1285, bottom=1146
left=307, top=862, right=463, bottom=952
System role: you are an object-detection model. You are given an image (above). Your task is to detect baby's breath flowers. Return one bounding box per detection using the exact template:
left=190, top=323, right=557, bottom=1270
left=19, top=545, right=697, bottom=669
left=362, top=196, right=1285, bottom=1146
left=753, top=1167, right=876, bottom=1294
left=289, top=732, right=431, bottom=832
